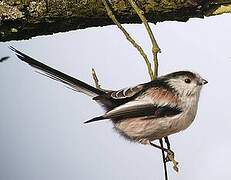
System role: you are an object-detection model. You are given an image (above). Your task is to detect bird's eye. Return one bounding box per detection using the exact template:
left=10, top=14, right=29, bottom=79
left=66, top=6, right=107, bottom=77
left=184, top=78, right=191, bottom=84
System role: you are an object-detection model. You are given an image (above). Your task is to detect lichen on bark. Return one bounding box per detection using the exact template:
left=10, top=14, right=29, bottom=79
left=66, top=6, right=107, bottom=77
left=0, top=1, right=23, bottom=20
left=0, top=0, right=231, bottom=42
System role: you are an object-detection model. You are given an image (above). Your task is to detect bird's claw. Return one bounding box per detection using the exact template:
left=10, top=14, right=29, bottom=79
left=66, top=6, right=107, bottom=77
left=138, top=138, right=150, bottom=145
left=166, top=150, right=179, bottom=172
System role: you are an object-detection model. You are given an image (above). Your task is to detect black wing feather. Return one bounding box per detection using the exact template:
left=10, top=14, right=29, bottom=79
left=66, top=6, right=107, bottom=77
left=84, top=103, right=182, bottom=124
left=106, top=103, right=182, bottom=120
left=84, top=115, right=106, bottom=124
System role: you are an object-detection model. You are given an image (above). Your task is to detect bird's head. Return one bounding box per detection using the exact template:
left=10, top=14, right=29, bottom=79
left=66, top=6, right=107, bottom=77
left=162, top=71, right=208, bottom=97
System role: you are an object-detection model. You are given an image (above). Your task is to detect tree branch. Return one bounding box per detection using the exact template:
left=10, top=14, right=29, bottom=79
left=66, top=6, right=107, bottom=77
left=127, top=0, right=161, bottom=79
left=1, top=0, right=231, bottom=41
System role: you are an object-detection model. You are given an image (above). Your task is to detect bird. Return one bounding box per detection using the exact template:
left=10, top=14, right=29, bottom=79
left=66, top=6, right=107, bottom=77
left=10, top=46, right=207, bottom=146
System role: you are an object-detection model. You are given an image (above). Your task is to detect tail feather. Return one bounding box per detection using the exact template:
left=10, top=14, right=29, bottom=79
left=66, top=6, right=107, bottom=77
left=84, top=116, right=107, bottom=124
left=10, top=46, right=106, bottom=97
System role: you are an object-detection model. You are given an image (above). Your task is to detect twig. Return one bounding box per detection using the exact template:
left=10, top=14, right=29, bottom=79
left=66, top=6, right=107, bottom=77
left=159, top=139, right=168, bottom=180
left=165, top=137, right=179, bottom=172
left=159, top=140, right=168, bottom=180
left=92, top=68, right=101, bottom=90
left=126, top=0, right=168, bottom=179
left=101, top=1, right=174, bottom=179
left=127, top=0, right=161, bottom=79
left=150, top=142, right=168, bottom=152
left=101, top=0, right=154, bottom=80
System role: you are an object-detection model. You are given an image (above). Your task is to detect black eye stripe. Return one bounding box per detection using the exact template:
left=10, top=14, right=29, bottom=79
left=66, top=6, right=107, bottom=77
left=185, top=78, right=191, bottom=83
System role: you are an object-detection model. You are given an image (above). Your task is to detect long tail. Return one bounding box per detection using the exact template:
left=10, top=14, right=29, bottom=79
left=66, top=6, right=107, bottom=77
left=10, top=46, right=106, bottom=97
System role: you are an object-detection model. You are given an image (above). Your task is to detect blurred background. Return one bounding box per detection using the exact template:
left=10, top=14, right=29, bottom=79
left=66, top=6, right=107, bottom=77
left=0, top=14, right=231, bottom=180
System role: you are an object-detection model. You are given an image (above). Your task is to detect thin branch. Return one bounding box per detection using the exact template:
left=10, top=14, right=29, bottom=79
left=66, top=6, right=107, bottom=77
left=101, top=0, right=176, bottom=179
left=92, top=68, right=102, bottom=90
left=126, top=0, right=168, bottom=179
left=101, top=0, right=154, bottom=80
left=159, top=139, right=168, bottom=180
left=127, top=0, right=161, bottom=79
left=159, top=141, right=168, bottom=180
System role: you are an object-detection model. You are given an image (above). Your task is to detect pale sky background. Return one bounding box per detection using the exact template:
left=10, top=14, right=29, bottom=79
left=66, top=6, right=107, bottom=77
left=0, top=14, right=231, bottom=180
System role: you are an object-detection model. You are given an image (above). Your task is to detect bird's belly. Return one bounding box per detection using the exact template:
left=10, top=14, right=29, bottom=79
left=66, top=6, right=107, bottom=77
left=114, top=111, right=195, bottom=141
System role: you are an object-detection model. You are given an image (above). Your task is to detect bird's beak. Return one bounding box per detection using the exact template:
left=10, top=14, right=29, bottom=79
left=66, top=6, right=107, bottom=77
left=199, top=79, right=208, bottom=85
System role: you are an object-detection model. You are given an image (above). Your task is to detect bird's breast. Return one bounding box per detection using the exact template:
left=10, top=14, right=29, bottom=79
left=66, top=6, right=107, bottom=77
left=114, top=96, right=200, bottom=141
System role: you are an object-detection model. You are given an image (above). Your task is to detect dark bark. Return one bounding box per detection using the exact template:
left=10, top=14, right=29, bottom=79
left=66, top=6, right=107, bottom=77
left=0, top=0, right=231, bottom=42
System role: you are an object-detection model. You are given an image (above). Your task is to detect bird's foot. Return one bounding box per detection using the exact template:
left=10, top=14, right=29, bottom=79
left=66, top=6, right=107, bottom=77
left=138, top=138, right=151, bottom=145
left=166, top=150, right=179, bottom=172
left=138, top=138, right=179, bottom=172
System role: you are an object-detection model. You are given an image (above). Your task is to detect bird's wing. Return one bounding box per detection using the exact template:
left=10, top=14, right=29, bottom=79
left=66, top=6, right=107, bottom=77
left=84, top=81, right=182, bottom=123
left=110, top=85, right=144, bottom=99
left=141, top=86, right=179, bottom=107
left=93, top=84, right=146, bottom=110
left=105, top=86, right=181, bottom=120
left=84, top=100, right=182, bottom=124
left=104, top=100, right=182, bottom=120
left=94, top=79, right=178, bottom=111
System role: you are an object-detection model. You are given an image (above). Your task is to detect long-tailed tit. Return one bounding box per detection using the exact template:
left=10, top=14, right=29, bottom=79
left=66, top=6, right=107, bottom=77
left=10, top=47, right=207, bottom=145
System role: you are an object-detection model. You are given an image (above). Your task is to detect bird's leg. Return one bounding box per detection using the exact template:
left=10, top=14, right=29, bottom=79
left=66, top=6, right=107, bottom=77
left=139, top=139, right=169, bottom=152
left=164, top=137, right=179, bottom=172
left=139, top=138, right=179, bottom=171
left=164, top=136, right=172, bottom=161
left=150, top=142, right=169, bottom=152
left=164, top=136, right=171, bottom=149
